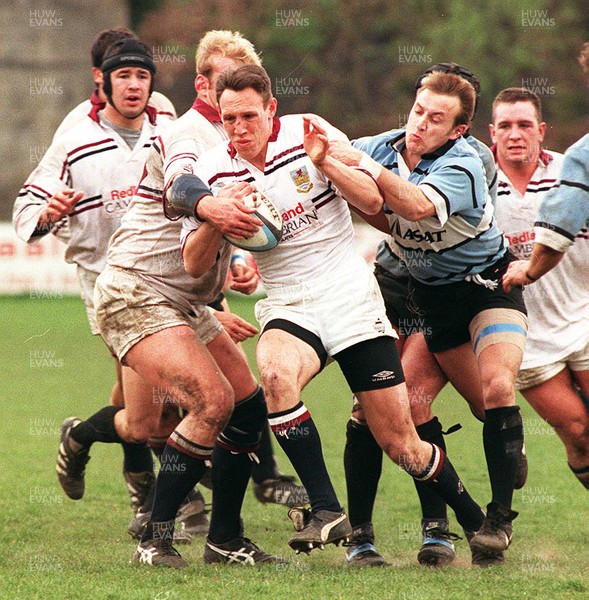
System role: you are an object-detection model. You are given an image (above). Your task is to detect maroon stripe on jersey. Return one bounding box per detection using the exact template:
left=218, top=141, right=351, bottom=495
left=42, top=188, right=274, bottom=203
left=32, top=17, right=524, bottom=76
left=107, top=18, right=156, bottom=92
left=528, top=178, right=557, bottom=186
left=69, top=201, right=104, bottom=217
left=137, top=191, right=162, bottom=202
left=315, top=193, right=337, bottom=209
left=74, top=194, right=102, bottom=208
left=265, top=152, right=307, bottom=176
left=208, top=169, right=251, bottom=187
left=166, top=152, right=199, bottom=169
left=139, top=183, right=162, bottom=194
left=68, top=145, right=118, bottom=167
left=265, top=144, right=304, bottom=168
left=53, top=219, right=67, bottom=234
left=66, top=138, right=116, bottom=159
left=310, top=184, right=335, bottom=204
left=155, top=136, right=164, bottom=156
left=21, top=183, right=51, bottom=199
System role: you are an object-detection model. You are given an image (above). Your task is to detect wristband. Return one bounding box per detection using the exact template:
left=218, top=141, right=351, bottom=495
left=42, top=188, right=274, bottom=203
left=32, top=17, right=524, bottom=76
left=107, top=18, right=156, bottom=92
left=164, top=174, right=212, bottom=221
left=230, top=250, right=247, bottom=268
left=359, top=154, right=383, bottom=180
left=525, top=271, right=538, bottom=282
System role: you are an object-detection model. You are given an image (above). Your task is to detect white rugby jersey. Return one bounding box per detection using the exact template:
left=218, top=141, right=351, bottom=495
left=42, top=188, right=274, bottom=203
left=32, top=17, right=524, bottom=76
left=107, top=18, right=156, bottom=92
left=184, top=114, right=360, bottom=291
left=53, top=90, right=176, bottom=141
left=495, top=150, right=589, bottom=368
left=13, top=111, right=168, bottom=274
left=106, top=100, right=232, bottom=313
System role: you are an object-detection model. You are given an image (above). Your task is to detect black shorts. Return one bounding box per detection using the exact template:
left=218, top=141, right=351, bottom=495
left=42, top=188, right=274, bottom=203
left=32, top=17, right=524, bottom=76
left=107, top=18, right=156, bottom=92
left=207, top=292, right=225, bottom=312
left=263, top=319, right=404, bottom=393
left=409, top=251, right=527, bottom=353
left=374, top=263, right=425, bottom=336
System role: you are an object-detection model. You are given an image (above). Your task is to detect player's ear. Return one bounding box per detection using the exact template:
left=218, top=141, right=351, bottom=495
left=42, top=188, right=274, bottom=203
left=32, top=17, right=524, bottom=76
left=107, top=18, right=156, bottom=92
left=449, top=123, right=469, bottom=140
left=538, top=121, right=546, bottom=142
left=489, top=123, right=496, bottom=144
left=195, top=74, right=208, bottom=94
left=92, top=67, right=103, bottom=86
left=268, top=97, right=277, bottom=117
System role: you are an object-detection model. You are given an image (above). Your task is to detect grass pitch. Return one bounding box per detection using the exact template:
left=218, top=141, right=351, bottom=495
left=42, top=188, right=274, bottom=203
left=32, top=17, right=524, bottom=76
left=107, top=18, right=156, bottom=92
left=1, top=295, right=587, bottom=599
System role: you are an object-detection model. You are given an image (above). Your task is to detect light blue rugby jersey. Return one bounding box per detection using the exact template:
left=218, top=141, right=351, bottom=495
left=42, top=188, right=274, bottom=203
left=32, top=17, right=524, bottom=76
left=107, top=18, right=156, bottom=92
left=354, top=129, right=506, bottom=285
left=534, top=133, right=589, bottom=252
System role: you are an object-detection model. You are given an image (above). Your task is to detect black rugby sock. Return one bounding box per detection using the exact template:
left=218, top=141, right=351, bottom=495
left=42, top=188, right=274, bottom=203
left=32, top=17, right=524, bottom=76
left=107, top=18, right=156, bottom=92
left=70, top=405, right=123, bottom=447
left=251, top=423, right=279, bottom=483
left=146, top=436, right=211, bottom=531
left=569, top=463, right=589, bottom=490
left=148, top=438, right=166, bottom=461
left=207, top=445, right=252, bottom=544
left=413, top=444, right=484, bottom=533
left=413, top=417, right=448, bottom=520
left=343, top=419, right=383, bottom=527
left=483, top=406, right=524, bottom=508
left=122, top=442, right=154, bottom=474
left=269, top=402, right=341, bottom=513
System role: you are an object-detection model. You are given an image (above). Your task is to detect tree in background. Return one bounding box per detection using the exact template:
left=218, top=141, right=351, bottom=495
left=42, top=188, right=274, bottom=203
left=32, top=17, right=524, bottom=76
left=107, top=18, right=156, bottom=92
left=137, top=0, right=587, bottom=151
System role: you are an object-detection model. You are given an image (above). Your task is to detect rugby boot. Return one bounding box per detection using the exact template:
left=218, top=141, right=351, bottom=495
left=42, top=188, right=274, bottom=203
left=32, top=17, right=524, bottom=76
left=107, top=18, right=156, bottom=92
left=56, top=417, right=90, bottom=500
left=345, top=522, right=389, bottom=567
left=253, top=474, right=309, bottom=507
left=203, top=537, right=287, bottom=565
left=127, top=510, right=192, bottom=544
left=465, top=528, right=505, bottom=567
left=469, top=502, right=518, bottom=553
left=288, top=507, right=352, bottom=554
left=417, top=519, right=460, bottom=567
left=123, top=469, right=155, bottom=514
left=176, top=488, right=210, bottom=535
left=132, top=537, right=188, bottom=569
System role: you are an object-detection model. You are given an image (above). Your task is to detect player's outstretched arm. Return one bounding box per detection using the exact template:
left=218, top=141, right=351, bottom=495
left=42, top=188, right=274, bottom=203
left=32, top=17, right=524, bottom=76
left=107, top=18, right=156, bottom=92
left=303, top=115, right=383, bottom=215
left=502, top=244, right=564, bottom=291
left=374, top=167, right=437, bottom=221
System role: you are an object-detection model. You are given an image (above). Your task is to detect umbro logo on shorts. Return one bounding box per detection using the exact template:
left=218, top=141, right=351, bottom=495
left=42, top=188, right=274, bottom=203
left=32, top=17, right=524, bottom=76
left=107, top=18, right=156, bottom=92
left=372, top=370, right=396, bottom=382
left=373, top=318, right=386, bottom=333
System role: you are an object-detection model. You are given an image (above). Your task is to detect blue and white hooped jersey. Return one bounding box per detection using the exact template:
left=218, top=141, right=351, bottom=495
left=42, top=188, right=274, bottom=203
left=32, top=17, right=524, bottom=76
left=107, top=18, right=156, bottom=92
left=187, top=114, right=359, bottom=291
left=354, top=129, right=506, bottom=285
left=535, top=134, right=589, bottom=252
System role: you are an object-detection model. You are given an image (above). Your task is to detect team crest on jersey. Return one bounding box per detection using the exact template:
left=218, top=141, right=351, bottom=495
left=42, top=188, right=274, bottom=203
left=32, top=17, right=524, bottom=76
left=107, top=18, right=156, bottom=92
left=290, top=166, right=314, bottom=194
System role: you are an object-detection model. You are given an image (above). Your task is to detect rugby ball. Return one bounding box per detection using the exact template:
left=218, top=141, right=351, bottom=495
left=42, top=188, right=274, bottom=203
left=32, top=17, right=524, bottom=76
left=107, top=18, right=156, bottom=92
left=223, top=191, right=283, bottom=252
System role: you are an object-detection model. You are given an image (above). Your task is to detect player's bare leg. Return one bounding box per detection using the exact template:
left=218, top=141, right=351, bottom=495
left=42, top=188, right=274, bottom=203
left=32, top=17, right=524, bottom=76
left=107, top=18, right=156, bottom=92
left=438, top=341, right=524, bottom=559
left=523, top=368, right=589, bottom=488
left=357, top=384, right=482, bottom=534
left=128, top=326, right=281, bottom=567
left=404, top=334, right=465, bottom=566
left=258, top=329, right=351, bottom=553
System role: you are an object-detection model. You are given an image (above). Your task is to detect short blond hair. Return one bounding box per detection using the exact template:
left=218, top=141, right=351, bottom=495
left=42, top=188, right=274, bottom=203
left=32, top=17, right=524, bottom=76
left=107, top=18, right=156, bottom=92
left=195, top=30, right=261, bottom=76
